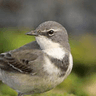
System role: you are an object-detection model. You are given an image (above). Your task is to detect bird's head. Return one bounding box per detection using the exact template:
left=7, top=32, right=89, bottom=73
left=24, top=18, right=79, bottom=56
left=26, top=21, right=70, bottom=51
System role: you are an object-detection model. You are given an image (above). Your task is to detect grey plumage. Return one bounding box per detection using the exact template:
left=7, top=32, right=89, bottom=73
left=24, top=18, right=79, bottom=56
left=0, top=41, right=41, bottom=73
left=0, top=21, right=73, bottom=96
left=45, top=51, right=69, bottom=77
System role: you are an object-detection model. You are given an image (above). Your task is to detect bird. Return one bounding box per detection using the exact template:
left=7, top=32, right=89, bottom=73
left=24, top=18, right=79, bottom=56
left=0, top=21, right=73, bottom=96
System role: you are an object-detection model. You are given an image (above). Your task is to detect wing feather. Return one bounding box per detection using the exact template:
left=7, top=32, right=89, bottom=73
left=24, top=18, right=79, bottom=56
left=0, top=41, right=41, bottom=74
left=0, top=52, right=33, bottom=73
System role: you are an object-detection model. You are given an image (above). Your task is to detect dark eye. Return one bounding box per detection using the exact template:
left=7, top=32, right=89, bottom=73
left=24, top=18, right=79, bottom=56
left=48, top=30, right=54, bottom=36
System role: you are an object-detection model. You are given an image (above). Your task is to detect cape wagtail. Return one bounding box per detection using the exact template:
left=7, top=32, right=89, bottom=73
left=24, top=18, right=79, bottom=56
left=0, top=21, right=73, bottom=96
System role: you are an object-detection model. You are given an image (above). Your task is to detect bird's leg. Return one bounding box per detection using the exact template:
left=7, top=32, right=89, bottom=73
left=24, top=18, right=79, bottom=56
left=17, top=93, right=24, bottom=96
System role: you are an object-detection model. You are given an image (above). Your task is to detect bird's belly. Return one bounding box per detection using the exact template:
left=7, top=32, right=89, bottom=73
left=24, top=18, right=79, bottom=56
left=0, top=70, right=64, bottom=94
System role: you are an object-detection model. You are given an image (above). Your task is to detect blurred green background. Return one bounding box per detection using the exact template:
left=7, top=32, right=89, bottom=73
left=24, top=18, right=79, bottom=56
left=0, top=28, right=96, bottom=96
left=0, top=0, right=96, bottom=96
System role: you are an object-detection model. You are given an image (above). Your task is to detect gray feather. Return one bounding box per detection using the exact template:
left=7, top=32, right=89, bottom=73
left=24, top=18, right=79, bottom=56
left=0, top=41, right=42, bottom=73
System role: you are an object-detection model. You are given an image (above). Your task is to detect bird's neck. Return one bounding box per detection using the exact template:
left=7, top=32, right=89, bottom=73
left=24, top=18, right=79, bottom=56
left=43, top=47, right=65, bottom=60
left=36, top=35, right=64, bottom=49
left=36, top=36, right=66, bottom=60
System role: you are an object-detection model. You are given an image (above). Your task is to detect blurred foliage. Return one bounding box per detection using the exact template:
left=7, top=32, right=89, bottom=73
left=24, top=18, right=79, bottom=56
left=0, top=27, right=34, bottom=52
left=0, top=28, right=96, bottom=96
left=70, top=34, right=96, bottom=66
left=69, top=34, right=96, bottom=77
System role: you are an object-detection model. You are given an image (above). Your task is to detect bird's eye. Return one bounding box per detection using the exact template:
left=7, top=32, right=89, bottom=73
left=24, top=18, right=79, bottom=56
left=48, top=30, right=54, bottom=36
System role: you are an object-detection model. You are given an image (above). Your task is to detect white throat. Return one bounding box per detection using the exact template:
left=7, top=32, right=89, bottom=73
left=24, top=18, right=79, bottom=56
left=36, top=36, right=65, bottom=60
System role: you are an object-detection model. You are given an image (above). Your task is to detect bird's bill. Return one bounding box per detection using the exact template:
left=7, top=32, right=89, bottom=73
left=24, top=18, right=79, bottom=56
left=26, top=31, right=38, bottom=36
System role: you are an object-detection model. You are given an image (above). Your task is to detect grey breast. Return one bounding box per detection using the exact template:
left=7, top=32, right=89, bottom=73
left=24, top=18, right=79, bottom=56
left=46, top=53, right=69, bottom=77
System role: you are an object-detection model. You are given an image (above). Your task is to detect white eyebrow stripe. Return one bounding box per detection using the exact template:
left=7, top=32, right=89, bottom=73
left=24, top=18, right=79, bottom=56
left=41, top=29, right=61, bottom=32
left=48, top=29, right=61, bottom=31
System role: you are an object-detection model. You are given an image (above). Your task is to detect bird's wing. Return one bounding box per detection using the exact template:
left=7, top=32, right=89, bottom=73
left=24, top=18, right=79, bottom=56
left=0, top=41, right=42, bottom=74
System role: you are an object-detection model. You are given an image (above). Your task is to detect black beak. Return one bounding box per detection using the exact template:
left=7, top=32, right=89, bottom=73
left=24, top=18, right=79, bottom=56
left=26, top=30, right=38, bottom=36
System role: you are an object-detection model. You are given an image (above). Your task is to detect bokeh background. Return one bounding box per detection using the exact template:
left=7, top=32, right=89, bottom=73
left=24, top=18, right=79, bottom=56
left=0, top=0, right=96, bottom=96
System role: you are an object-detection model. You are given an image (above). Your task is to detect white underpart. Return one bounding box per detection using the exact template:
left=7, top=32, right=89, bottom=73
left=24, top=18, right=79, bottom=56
left=36, top=36, right=60, bottom=49
left=43, top=48, right=65, bottom=60
left=43, top=56, right=61, bottom=75
left=36, top=36, right=65, bottom=60
left=36, top=35, right=73, bottom=78
left=43, top=53, right=73, bottom=78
